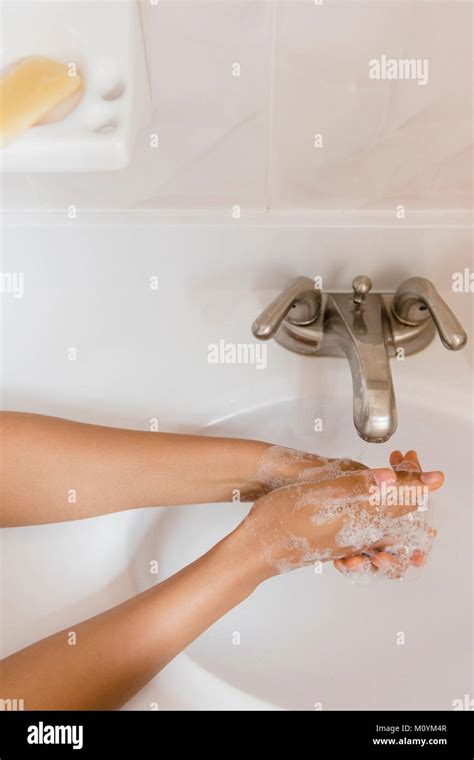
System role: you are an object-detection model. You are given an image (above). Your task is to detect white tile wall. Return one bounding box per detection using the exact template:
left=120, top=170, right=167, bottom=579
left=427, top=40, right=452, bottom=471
left=2, top=221, right=472, bottom=426
left=1, top=0, right=472, bottom=213
left=272, top=0, right=473, bottom=211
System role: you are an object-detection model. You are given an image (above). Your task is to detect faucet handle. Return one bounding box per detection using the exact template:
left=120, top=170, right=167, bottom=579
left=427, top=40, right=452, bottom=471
left=392, top=277, right=467, bottom=350
left=252, top=276, right=321, bottom=340
left=352, top=275, right=373, bottom=304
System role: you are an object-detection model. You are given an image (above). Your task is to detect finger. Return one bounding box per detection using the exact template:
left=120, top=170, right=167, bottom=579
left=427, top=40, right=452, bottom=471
left=420, top=471, right=445, bottom=490
left=369, top=469, right=420, bottom=518
left=371, top=551, right=398, bottom=570
left=366, top=549, right=386, bottom=573
left=334, top=556, right=363, bottom=572
left=393, top=450, right=422, bottom=474
left=395, top=468, right=444, bottom=491
left=345, top=555, right=373, bottom=572
left=342, top=460, right=369, bottom=472
left=411, top=549, right=427, bottom=568
left=393, top=450, right=444, bottom=491
left=404, top=450, right=422, bottom=470
left=333, top=558, right=361, bottom=575
left=391, top=452, right=444, bottom=491
left=395, top=469, right=444, bottom=490
left=369, top=467, right=397, bottom=487
left=385, top=470, right=445, bottom=518
left=389, top=451, right=403, bottom=466
left=330, top=467, right=396, bottom=490
left=371, top=551, right=406, bottom=579
left=409, top=526, right=437, bottom=567
left=382, top=482, right=421, bottom=517
left=334, top=556, right=375, bottom=575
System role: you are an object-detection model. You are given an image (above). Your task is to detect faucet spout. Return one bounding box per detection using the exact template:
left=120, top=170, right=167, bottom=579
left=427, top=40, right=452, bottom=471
left=325, top=294, right=398, bottom=443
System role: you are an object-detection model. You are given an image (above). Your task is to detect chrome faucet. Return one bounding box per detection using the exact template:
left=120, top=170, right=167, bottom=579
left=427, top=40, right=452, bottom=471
left=252, top=276, right=467, bottom=443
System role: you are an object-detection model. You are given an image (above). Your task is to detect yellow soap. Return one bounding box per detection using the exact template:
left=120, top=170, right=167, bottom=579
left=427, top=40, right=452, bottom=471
left=0, top=56, right=82, bottom=148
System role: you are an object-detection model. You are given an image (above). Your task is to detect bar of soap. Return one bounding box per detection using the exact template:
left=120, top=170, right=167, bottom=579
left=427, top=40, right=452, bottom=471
left=0, top=56, right=83, bottom=148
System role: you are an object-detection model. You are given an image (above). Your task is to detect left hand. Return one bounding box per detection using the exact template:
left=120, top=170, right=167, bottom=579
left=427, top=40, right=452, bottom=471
left=256, top=444, right=367, bottom=492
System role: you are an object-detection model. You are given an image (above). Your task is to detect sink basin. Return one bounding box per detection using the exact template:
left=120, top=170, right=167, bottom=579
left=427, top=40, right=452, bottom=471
left=130, top=395, right=471, bottom=710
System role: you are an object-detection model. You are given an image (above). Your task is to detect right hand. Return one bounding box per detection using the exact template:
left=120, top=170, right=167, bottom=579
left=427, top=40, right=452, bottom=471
left=240, top=462, right=443, bottom=578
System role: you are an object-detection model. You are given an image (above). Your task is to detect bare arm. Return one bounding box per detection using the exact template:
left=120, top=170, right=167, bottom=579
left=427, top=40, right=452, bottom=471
left=1, top=526, right=268, bottom=710
left=0, top=412, right=269, bottom=526
left=0, top=412, right=364, bottom=527
left=1, top=410, right=404, bottom=711
left=1, top=461, right=443, bottom=710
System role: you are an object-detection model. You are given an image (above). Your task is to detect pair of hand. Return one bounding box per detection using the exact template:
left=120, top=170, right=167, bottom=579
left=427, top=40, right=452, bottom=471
left=242, top=447, right=444, bottom=580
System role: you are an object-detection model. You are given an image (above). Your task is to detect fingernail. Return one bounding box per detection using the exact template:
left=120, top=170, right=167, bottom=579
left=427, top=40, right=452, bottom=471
left=411, top=550, right=427, bottom=568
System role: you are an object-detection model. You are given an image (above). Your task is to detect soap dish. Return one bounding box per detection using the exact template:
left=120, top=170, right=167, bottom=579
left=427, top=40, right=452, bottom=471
left=0, top=0, right=152, bottom=172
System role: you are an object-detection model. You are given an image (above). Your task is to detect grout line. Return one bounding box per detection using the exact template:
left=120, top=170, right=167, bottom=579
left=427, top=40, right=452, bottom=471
left=137, top=0, right=155, bottom=111
left=265, top=0, right=278, bottom=212
left=1, top=211, right=472, bottom=230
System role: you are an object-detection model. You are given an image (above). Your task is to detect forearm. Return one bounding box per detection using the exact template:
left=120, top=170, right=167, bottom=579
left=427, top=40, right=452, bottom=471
left=0, top=412, right=269, bottom=526
left=0, top=526, right=266, bottom=710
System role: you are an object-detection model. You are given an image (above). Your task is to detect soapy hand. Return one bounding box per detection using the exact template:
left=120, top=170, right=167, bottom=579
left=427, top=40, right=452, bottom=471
left=256, top=445, right=367, bottom=492
left=240, top=454, right=444, bottom=578
left=333, top=450, right=443, bottom=580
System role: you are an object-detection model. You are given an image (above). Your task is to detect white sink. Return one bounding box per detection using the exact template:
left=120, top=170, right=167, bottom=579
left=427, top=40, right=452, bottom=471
left=128, top=395, right=472, bottom=711
left=2, top=392, right=470, bottom=711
